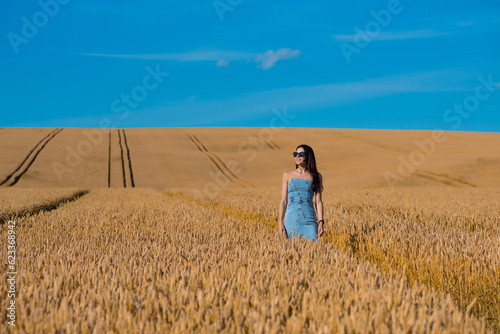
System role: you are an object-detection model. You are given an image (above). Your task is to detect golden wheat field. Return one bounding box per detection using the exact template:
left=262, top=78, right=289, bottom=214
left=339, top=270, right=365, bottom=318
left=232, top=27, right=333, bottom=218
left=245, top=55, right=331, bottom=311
left=1, top=127, right=500, bottom=333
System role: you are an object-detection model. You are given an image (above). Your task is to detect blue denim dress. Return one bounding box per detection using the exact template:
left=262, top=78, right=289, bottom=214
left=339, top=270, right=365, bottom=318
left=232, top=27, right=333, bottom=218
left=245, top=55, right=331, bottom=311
left=284, top=178, right=318, bottom=242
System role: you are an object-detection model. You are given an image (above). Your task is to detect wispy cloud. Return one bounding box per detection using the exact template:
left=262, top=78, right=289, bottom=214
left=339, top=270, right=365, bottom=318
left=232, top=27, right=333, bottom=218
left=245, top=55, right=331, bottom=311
left=254, top=48, right=301, bottom=70
left=216, top=59, right=229, bottom=67
left=84, top=48, right=302, bottom=70
left=133, top=69, right=474, bottom=125
left=10, top=69, right=478, bottom=128
left=83, top=50, right=254, bottom=61
left=332, top=29, right=452, bottom=42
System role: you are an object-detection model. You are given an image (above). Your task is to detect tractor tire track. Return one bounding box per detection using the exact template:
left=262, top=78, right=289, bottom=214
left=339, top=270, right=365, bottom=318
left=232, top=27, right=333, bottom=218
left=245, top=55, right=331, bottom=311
left=258, top=136, right=280, bottom=150
left=337, top=133, right=410, bottom=153
left=192, top=134, right=253, bottom=187
left=122, top=129, right=135, bottom=187
left=0, top=128, right=60, bottom=186
left=268, top=139, right=280, bottom=149
left=244, top=129, right=285, bottom=153
left=253, top=133, right=277, bottom=151
left=0, top=190, right=89, bottom=225
left=185, top=133, right=253, bottom=187
left=1, top=128, right=63, bottom=187
left=412, top=172, right=459, bottom=187
left=118, top=129, right=127, bottom=187
left=249, top=129, right=280, bottom=150
left=415, top=169, right=477, bottom=188
left=186, top=133, right=238, bottom=186
left=209, top=151, right=253, bottom=187
left=261, top=138, right=275, bottom=150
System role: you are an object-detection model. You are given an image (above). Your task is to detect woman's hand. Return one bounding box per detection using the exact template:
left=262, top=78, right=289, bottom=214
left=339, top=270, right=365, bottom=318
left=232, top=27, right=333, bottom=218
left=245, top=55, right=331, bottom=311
left=278, top=224, right=286, bottom=236
left=317, top=222, right=324, bottom=238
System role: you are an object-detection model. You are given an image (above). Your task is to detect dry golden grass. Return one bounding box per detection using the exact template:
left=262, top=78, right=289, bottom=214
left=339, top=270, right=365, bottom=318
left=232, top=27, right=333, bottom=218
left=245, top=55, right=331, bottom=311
left=321, top=187, right=500, bottom=331
left=1, top=127, right=499, bottom=332
left=0, top=188, right=493, bottom=333
left=0, top=188, right=87, bottom=222
left=177, top=186, right=500, bottom=331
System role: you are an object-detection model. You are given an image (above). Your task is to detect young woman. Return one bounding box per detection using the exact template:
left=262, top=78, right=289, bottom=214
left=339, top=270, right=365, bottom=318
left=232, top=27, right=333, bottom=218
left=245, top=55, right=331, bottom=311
left=278, top=144, right=324, bottom=241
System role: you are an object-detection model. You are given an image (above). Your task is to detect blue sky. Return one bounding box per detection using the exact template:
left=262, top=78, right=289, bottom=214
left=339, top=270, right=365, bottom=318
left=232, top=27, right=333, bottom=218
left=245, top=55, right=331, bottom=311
left=1, top=0, right=499, bottom=131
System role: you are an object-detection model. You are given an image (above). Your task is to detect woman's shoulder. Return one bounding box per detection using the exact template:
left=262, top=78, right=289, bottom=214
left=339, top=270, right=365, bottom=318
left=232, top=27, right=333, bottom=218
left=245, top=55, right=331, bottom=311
left=282, top=170, right=294, bottom=180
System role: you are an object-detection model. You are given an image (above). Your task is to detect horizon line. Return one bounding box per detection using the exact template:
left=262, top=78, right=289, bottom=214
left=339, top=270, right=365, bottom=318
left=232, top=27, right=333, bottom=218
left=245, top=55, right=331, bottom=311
left=1, top=126, right=499, bottom=134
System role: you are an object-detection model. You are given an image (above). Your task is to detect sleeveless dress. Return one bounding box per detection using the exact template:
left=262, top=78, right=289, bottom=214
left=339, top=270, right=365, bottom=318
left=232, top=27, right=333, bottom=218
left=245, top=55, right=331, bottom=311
left=284, top=178, right=318, bottom=242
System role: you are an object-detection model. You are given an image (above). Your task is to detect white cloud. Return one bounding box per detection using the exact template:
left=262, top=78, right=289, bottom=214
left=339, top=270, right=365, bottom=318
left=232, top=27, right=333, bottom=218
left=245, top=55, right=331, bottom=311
left=254, top=48, right=301, bottom=70
left=216, top=59, right=229, bottom=67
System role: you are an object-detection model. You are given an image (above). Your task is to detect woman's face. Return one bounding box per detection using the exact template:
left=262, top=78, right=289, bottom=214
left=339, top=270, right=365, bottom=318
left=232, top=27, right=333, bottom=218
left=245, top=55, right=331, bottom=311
left=295, top=147, right=306, bottom=165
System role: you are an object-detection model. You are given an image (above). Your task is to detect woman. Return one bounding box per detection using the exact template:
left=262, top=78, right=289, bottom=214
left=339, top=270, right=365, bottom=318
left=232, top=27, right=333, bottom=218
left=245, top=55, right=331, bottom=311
left=278, top=144, right=324, bottom=241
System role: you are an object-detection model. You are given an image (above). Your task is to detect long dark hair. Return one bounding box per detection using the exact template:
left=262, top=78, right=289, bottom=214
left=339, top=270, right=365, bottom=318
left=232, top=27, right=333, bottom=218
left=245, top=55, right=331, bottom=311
left=295, top=144, right=323, bottom=194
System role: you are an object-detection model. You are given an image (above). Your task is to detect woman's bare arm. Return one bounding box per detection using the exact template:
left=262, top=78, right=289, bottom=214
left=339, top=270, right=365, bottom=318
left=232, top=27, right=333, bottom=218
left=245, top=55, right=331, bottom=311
left=315, top=190, right=323, bottom=221
left=315, top=173, right=324, bottom=237
left=278, top=172, right=289, bottom=233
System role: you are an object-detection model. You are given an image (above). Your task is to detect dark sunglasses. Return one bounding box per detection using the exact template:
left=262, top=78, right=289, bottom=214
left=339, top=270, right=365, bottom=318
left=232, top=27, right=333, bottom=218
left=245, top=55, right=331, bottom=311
left=293, top=151, right=306, bottom=157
